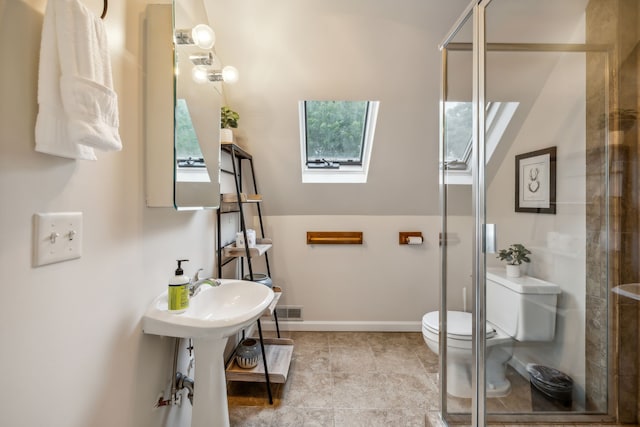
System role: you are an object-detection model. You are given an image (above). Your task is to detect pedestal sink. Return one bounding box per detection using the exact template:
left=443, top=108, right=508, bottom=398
left=142, top=280, right=274, bottom=427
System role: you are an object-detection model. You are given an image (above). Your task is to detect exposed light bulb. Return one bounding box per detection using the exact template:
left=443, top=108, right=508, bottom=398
left=191, top=24, right=215, bottom=50
left=191, top=65, right=209, bottom=84
left=221, top=65, right=239, bottom=84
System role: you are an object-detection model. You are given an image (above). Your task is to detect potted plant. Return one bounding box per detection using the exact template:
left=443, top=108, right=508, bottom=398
left=497, top=243, right=531, bottom=278
left=220, top=106, right=239, bottom=143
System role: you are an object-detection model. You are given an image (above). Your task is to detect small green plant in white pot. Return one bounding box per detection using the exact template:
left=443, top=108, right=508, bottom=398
left=220, top=106, right=239, bottom=143
left=497, top=243, right=531, bottom=278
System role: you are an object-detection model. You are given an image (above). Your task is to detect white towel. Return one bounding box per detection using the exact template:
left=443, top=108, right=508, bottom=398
left=35, top=0, right=96, bottom=160
left=35, top=0, right=122, bottom=160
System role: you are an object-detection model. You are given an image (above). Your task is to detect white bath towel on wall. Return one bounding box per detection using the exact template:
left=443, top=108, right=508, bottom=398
left=35, top=0, right=122, bottom=160
left=35, top=0, right=96, bottom=160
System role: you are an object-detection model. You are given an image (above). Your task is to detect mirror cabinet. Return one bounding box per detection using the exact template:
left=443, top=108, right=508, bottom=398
left=144, top=1, right=221, bottom=209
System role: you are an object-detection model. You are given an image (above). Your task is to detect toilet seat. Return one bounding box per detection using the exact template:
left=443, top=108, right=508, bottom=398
left=422, top=311, right=496, bottom=341
left=421, top=310, right=515, bottom=398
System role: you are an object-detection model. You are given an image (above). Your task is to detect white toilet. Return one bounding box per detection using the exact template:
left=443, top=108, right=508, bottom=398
left=422, top=268, right=561, bottom=398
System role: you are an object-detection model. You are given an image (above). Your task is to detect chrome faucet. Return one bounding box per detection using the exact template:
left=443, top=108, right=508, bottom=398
left=189, top=269, right=222, bottom=296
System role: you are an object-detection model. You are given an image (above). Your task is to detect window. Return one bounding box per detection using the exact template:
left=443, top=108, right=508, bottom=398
left=444, top=102, right=473, bottom=170
left=299, top=100, right=379, bottom=183
left=175, top=99, right=204, bottom=166
left=175, top=99, right=210, bottom=182
left=442, top=101, right=519, bottom=184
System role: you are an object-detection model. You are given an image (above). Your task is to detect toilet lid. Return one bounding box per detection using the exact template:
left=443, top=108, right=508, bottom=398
left=423, top=311, right=496, bottom=341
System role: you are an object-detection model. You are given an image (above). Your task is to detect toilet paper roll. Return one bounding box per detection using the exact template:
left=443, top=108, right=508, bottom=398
left=407, top=236, right=423, bottom=245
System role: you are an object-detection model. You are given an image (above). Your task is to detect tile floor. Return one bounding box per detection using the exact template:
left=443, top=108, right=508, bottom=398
left=225, top=331, right=633, bottom=427
left=227, top=331, right=438, bottom=426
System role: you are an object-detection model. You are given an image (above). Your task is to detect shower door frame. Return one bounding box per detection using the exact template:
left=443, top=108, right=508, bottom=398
left=439, top=0, right=615, bottom=425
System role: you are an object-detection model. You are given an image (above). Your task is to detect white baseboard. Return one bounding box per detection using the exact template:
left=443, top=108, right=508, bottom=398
left=260, top=320, right=422, bottom=332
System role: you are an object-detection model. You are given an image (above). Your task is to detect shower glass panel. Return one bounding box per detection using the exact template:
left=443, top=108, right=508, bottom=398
left=439, top=5, right=475, bottom=422
left=441, top=0, right=614, bottom=424
left=484, top=0, right=610, bottom=421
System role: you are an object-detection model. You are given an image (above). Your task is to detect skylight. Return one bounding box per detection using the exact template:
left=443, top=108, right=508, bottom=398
left=175, top=99, right=210, bottom=183
left=444, top=102, right=473, bottom=169
left=442, top=101, right=519, bottom=184
left=175, top=99, right=204, bottom=167
left=299, top=100, right=379, bottom=183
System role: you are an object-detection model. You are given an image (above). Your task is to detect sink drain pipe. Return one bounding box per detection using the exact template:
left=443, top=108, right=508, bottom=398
left=170, top=337, right=195, bottom=406
left=171, top=337, right=180, bottom=399
left=176, top=372, right=194, bottom=405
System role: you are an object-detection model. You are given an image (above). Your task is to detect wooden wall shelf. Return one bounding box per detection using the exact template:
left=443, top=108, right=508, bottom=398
left=223, top=238, right=273, bottom=258
left=306, top=231, right=363, bottom=245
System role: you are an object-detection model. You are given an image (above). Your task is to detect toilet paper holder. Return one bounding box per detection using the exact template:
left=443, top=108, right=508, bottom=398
left=399, top=232, right=423, bottom=245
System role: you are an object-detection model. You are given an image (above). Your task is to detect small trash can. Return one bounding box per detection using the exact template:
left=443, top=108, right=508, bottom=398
left=243, top=273, right=273, bottom=288
left=527, top=364, right=573, bottom=411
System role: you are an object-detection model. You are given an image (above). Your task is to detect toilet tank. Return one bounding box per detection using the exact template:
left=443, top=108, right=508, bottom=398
left=486, top=268, right=561, bottom=341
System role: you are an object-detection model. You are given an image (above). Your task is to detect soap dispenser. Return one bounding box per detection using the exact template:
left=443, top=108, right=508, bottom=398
left=168, top=259, right=190, bottom=314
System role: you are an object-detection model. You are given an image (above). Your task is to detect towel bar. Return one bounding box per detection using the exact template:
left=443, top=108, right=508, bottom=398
left=306, top=231, right=363, bottom=245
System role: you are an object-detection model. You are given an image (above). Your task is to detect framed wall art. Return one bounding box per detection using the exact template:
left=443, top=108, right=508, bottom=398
left=515, top=146, right=556, bottom=214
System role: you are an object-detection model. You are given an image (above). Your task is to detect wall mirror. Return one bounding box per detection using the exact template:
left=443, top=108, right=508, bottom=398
left=144, top=0, right=221, bottom=210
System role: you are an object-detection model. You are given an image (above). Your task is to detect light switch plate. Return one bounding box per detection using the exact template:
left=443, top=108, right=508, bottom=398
left=33, top=212, right=83, bottom=267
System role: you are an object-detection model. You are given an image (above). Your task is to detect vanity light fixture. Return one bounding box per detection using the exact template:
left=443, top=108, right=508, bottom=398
left=175, top=24, right=215, bottom=49
left=191, top=65, right=239, bottom=85
left=189, top=51, right=215, bottom=66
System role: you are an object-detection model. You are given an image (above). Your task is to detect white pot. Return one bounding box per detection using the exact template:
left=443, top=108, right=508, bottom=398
left=220, top=128, right=234, bottom=143
left=506, top=264, right=521, bottom=278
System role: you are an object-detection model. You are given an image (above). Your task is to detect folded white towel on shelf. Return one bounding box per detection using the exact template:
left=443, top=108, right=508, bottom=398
left=35, top=0, right=122, bottom=160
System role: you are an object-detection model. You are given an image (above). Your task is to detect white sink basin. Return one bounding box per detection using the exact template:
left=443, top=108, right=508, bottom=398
left=142, top=279, right=274, bottom=339
left=142, top=279, right=274, bottom=427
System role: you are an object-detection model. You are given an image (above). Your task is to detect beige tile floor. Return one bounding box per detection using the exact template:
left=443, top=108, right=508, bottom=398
left=226, top=331, right=634, bottom=427
left=227, top=331, right=438, bottom=426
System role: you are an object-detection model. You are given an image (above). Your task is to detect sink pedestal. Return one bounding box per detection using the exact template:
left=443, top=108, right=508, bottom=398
left=192, top=337, right=230, bottom=427
left=141, top=280, right=275, bottom=427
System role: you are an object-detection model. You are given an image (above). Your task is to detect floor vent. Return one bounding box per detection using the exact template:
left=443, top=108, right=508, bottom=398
left=275, top=306, right=303, bottom=321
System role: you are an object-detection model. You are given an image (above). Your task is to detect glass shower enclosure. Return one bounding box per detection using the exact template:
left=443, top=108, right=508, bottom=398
left=438, top=0, right=636, bottom=424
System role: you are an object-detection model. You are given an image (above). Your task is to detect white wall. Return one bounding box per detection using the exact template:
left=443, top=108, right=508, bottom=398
left=0, top=1, right=208, bottom=426
left=261, top=215, right=442, bottom=330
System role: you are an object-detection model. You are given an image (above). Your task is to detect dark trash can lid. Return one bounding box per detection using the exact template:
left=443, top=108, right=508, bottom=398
left=527, top=364, right=573, bottom=391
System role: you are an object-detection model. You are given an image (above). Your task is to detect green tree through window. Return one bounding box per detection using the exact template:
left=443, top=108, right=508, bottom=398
left=175, top=99, right=204, bottom=162
left=305, top=101, right=369, bottom=164
left=444, top=102, right=472, bottom=163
